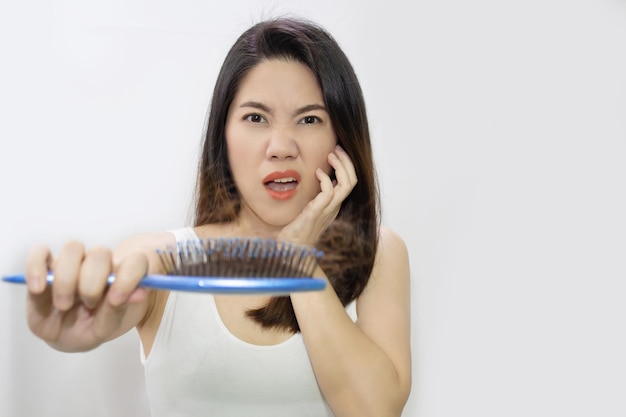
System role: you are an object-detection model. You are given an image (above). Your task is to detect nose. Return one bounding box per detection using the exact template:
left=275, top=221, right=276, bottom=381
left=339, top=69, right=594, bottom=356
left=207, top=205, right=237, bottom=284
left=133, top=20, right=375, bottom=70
left=265, top=127, right=299, bottom=160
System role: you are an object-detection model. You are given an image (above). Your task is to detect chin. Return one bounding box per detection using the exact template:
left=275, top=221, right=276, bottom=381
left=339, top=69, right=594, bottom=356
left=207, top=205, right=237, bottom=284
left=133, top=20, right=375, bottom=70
left=243, top=195, right=311, bottom=229
left=261, top=211, right=298, bottom=228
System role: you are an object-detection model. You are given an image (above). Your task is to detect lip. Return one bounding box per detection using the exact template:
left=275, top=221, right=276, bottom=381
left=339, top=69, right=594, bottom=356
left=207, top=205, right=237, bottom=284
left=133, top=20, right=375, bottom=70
left=263, top=170, right=301, bottom=184
left=263, top=170, right=301, bottom=201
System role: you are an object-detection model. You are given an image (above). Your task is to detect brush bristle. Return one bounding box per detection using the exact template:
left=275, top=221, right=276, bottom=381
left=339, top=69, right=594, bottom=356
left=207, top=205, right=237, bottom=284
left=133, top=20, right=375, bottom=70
left=156, top=238, right=323, bottom=278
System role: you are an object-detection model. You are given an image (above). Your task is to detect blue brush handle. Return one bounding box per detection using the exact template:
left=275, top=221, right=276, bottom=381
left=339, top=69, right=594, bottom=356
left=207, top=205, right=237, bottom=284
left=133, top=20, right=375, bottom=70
left=2, top=274, right=326, bottom=295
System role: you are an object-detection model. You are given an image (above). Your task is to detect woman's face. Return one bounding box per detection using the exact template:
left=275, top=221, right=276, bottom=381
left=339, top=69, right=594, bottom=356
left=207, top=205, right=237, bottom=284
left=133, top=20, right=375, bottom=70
left=225, top=58, right=337, bottom=230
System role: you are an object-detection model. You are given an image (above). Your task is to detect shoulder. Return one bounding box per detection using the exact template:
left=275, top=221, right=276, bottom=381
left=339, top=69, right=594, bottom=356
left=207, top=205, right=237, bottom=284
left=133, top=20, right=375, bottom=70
left=357, top=226, right=410, bottom=310
left=376, top=226, right=409, bottom=262
left=371, top=226, right=410, bottom=283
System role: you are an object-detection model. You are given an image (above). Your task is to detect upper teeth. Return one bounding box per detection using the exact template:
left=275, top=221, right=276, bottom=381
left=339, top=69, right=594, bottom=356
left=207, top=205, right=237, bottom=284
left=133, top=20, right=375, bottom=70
left=273, top=177, right=296, bottom=183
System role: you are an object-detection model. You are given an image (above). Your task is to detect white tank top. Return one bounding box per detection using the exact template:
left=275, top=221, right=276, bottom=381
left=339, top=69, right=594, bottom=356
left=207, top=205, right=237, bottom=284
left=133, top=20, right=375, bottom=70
left=142, top=227, right=357, bottom=417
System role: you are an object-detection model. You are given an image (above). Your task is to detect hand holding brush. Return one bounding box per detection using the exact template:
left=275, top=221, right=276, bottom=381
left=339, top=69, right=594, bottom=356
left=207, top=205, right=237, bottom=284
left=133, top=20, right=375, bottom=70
left=5, top=237, right=326, bottom=296
left=10, top=236, right=325, bottom=351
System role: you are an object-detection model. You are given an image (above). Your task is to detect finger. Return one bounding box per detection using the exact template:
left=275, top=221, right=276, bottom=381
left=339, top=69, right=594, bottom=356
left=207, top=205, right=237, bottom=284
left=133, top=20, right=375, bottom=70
left=26, top=283, right=54, bottom=333
left=327, top=155, right=354, bottom=206
left=24, top=245, right=56, bottom=333
left=78, top=247, right=113, bottom=309
left=328, top=150, right=356, bottom=199
left=90, top=286, right=148, bottom=342
left=90, top=252, right=150, bottom=342
left=51, top=241, right=85, bottom=311
left=25, top=244, right=53, bottom=294
left=107, top=252, right=148, bottom=307
left=335, top=145, right=358, bottom=186
left=289, top=169, right=333, bottom=228
left=313, top=168, right=335, bottom=207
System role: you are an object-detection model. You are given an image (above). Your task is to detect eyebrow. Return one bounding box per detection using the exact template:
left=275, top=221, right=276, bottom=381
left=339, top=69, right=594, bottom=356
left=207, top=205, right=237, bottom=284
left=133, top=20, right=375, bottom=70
left=239, top=101, right=327, bottom=117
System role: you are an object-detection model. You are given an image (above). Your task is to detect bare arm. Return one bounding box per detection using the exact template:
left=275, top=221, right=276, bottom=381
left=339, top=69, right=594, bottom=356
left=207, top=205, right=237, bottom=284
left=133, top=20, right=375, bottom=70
left=290, top=227, right=412, bottom=417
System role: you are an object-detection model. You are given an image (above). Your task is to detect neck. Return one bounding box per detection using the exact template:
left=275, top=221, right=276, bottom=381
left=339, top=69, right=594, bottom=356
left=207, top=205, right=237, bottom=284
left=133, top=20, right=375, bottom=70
left=232, top=209, right=285, bottom=240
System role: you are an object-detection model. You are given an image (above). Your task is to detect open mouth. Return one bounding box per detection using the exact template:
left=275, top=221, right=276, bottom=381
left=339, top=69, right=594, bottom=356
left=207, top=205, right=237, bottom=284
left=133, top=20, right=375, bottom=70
left=265, top=176, right=298, bottom=191
left=263, top=170, right=301, bottom=200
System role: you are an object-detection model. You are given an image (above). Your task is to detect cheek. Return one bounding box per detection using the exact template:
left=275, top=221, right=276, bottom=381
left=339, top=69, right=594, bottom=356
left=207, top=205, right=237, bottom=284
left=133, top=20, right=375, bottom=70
left=318, top=141, right=336, bottom=175
left=321, top=159, right=333, bottom=177
left=225, top=127, right=251, bottom=176
left=307, top=131, right=336, bottom=168
left=225, top=141, right=237, bottom=176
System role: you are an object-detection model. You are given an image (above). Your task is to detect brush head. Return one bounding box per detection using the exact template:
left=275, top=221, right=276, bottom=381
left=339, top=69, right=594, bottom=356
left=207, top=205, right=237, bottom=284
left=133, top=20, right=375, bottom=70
left=156, top=238, right=323, bottom=279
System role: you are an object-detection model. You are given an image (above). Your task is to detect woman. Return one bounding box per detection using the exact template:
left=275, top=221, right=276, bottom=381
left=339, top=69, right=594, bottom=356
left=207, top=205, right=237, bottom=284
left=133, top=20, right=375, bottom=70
left=24, top=17, right=411, bottom=416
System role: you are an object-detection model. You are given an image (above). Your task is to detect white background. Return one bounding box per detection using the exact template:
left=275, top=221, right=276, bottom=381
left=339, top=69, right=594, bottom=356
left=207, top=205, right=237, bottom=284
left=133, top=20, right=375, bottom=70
left=1, top=1, right=625, bottom=416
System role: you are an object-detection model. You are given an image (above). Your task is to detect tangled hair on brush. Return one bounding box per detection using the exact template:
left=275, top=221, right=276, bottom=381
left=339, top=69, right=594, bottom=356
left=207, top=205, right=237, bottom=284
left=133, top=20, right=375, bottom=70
left=247, top=220, right=377, bottom=332
left=194, top=17, right=380, bottom=332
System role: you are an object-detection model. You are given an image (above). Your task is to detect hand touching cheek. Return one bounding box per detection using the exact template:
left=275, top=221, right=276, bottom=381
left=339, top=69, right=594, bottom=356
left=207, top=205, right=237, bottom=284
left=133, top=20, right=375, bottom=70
left=278, top=145, right=357, bottom=246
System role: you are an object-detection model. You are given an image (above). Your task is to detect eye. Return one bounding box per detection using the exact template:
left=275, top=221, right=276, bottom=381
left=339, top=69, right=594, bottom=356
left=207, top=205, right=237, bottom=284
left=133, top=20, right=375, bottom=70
left=299, top=115, right=321, bottom=125
left=245, top=113, right=267, bottom=123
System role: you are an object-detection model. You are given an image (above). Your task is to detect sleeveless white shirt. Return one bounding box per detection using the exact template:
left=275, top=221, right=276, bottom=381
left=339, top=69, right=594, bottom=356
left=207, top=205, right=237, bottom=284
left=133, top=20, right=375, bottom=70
left=142, top=227, right=357, bottom=417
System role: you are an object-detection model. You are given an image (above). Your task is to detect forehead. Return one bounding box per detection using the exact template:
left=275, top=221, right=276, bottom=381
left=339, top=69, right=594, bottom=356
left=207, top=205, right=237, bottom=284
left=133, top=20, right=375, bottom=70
left=232, top=59, right=324, bottom=106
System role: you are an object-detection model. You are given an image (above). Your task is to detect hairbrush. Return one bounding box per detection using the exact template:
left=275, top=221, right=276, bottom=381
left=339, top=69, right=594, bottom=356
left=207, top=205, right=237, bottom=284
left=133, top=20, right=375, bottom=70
left=2, top=238, right=326, bottom=295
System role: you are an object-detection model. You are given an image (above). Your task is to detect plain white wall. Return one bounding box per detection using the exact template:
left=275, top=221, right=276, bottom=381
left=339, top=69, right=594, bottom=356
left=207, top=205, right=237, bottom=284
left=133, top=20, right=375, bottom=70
left=1, top=1, right=625, bottom=416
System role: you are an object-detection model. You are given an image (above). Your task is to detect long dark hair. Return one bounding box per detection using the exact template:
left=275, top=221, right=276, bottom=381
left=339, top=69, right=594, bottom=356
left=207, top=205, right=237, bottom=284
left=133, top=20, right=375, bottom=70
left=195, top=17, right=380, bottom=332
